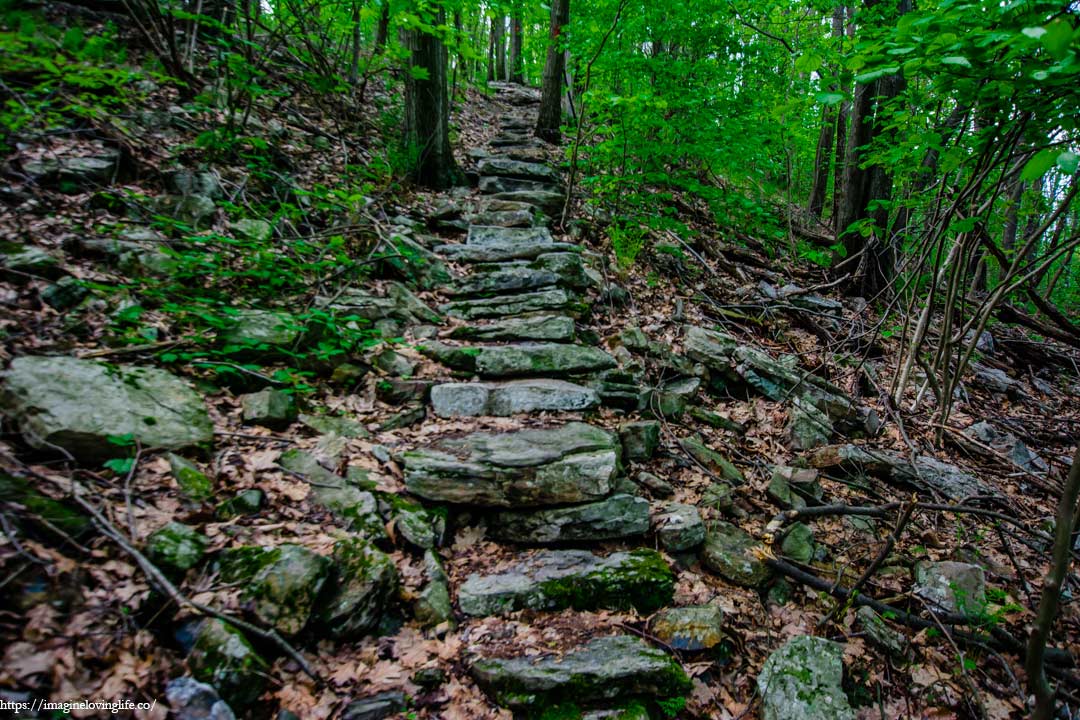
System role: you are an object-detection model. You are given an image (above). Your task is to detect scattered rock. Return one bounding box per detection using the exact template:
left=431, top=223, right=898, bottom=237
left=636, top=471, right=674, bottom=497
left=147, top=522, right=207, bottom=572
left=856, top=606, right=907, bottom=657
left=168, top=453, right=213, bottom=503
left=1, top=356, right=213, bottom=461
left=458, top=549, right=674, bottom=616
left=767, top=466, right=822, bottom=510
left=230, top=218, right=272, bottom=242
left=375, top=379, right=433, bottom=405
left=449, top=313, right=575, bottom=342
left=154, top=194, right=217, bottom=229
left=653, top=503, right=705, bottom=552
left=961, top=421, right=1047, bottom=473
left=217, top=544, right=330, bottom=635
left=165, top=676, right=236, bottom=720
left=373, top=348, right=416, bottom=377
left=648, top=604, right=725, bottom=652
left=240, top=388, right=297, bottom=428
left=430, top=378, right=598, bottom=417
left=414, top=549, right=453, bottom=628
left=913, top=560, right=986, bottom=615
left=757, top=636, right=854, bottom=720
left=278, top=450, right=385, bottom=538
left=403, top=423, right=619, bottom=507
left=788, top=396, right=833, bottom=450
left=219, top=309, right=302, bottom=350
left=620, top=420, right=661, bottom=462
left=41, top=276, right=88, bottom=309
left=215, top=489, right=265, bottom=519
left=970, top=364, right=1018, bottom=395
left=166, top=169, right=222, bottom=199
left=471, top=635, right=690, bottom=709
left=316, top=537, right=398, bottom=639
left=806, top=444, right=992, bottom=501
left=490, top=494, right=650, bottom=543
left=298, top=412, right=369, bottom=438
left=2, top=241, right=60, bottom=277
left=780, top=522, right=815, bottom=564
left=701, top=521, right=770, bottom=587
left=187, top=619, right=268, bottom=708
left=679, top=436, right=743, bottom=484
left=487, top=189, right=563, bottom=215
left=341, top=692, right=408, bottom=720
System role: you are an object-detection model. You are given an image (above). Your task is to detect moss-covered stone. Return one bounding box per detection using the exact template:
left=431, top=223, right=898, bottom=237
left=168, top=453, right=213, bottom=503
left=0, top=472, right=90, bottom=538
left=618, top=421, right=660, bottom=462
left=414, top=549, right=453, bottom=628
left=147, top=521, right=207, bottom=572
left=217, top=544, right=330, bottom=635
left=278, top=450, right=386, bottom=540
left=215, top=489, right=265, bottom=519
left=188, top=618, right=269, bottom=708
left=679, top=436, right=743, bottom=484
left=757, top=636, right=854, bottom=720
left=240, top=388, right=297, bottom=429
left=316, top=537, right=398, bottom=639
left=701, top=521, right=770, bottom=588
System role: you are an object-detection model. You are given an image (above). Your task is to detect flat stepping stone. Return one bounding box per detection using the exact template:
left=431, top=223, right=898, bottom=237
left=489, top=190, right=564, bottom=216
left=468, top=208, right=537, bottom=228
left=403, top=422, right=618, bottom=506
left=435, top=241, right=579, bottom=263
left=805, top=444, right=991, bottom=501
left=472, top=635, right=690, bottom=710
left=477, top=157, right=560, bottom=183
left=430, top=378, right=598, bottom=417
left=439, top=288, right=576, bottom=319
left=490, top=494, right=650, bottom=543
left=467, top=225, right=554, bottom=246
left=480, top=175, right=557, bottom=194
left=419, top=340, right=616, bottom=377
left=447, top=266, right=561, bottom=297
left=449, top=314, right=576, bottom=342
left=458, top=548, right=674, bottom=616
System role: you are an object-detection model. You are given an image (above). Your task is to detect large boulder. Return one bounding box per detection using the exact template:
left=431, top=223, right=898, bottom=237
left=403, top=423, right=619, bottom=507
left=471, top=635, right=690, bottom=710
left=430, top=379, right=598, bottom=417
left=758, top=636, right=854, bottom=720
left=2, top=356, right=212, bottom=461
left=458, top=549, right=674, bottom=616
left=490, top=494, right=650, bottom=543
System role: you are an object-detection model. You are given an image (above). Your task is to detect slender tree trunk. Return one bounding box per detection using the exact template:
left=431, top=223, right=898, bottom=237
left=536, top=0, right=569, bottom=142
left=808, top=7, right=844, bottom=221
left=403, top=4, right=460, bottom=189
left=374, top=1, right=390, bottom=51
left=451, top=11, right=462, bottom=105
left=487, top=15, right=496, bottom=82
left=510, top=12, right=524, bottom=84
left=348, top=0, right=361, bottom=85
left=494, top=15, right=507, bottom=81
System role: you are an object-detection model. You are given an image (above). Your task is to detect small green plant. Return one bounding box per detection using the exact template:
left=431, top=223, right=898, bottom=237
left=610, top=222, right=647, bottom=268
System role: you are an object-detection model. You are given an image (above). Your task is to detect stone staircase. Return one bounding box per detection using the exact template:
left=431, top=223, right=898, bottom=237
left=404, top=84, right=696, bottom=715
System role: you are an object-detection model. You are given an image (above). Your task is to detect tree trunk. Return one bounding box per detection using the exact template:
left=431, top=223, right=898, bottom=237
left=487, top=16, right=497, bottom=82
left=808, top=6, right=844, bottom=221
left=510, top=12, right=524, bottom=84
left=374, top=1, right=390, bottom=51
left=348, top=0, right=361, bottom=85
left=403, top=5, right=460, bottom=189
left=494, top=16, right=507, bottom=81
left=536, top=0, right=569, bottom=142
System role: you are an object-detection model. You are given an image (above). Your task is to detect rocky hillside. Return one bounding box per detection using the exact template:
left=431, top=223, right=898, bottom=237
left=2, top=12, right=1080, bottom=720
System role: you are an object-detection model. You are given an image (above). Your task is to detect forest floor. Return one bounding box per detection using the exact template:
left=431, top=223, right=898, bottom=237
left=2, top=17, right=1080, bottom=720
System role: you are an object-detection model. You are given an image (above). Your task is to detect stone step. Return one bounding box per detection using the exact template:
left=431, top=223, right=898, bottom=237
left=467, top=208, right=537, bottom=228
left=467, top=224, right=553, bottom=246
left=431, top=378, right=598, bottom=417
left=403, top=422, right=618, bottom=506
left=435, top=241, right=579, bottom=263
left=471, top=635, right=690, bottom=711
left=488, top=189, right=563, bottom=216
left=490, top=133, right=535, bottom=148
left=480, top=175, right=558, bottom=194
left=419, top=340, right=616, bottom=377
left=489, top=494, right=650, bottom=543
left=477, top=157, right=560, bottom=184
left=439, top=288, right=576, bottom=319
left=448, top=254, right=589, bottom=297
left=448, top=314, right=576, bottom=342
left=457, top=548, right=674, bottom=616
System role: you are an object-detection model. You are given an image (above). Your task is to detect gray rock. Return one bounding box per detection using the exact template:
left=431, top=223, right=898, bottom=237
left=166, top=169, right=222, bottom=199
left=469, top=207, right=537, bottom=228
left=373, top=348, right=416, bottom=377
left=449, top=266, right=560, bottom=296
left=219, top=309, right=302, bottom=349
left=780, top=522, right=815, bottom=564
left=856, top=606, right=907, bottom=657
left=154, top=194, right=217, bottom=229
left=240, top=389, right=297, bottom=428
left=767, top=466, right=823, bottom=510
left=316, top=537, right=398, bottom=639
left=701, top=521, right=770, bottom=587
left=962, top=421, right=1047, bottom=473
left=230, top=218, right=272, bottom=242
left=217, top=544, right=330, bottom=635
left=215, top=489, right=265, bottom=519
left=459, top=548, right=673, bottom=616
left=805, top=444, right=992, bottom=501
left=436, top=241, right=580, bottom=263
left=440, top=288, right=576, bottom=319
left=1, top=242, right=60, bottom=276
left=341, top=692, right=407, bottom=720
left=653, top=503, right=705, bottom=552
left=636, top=471, right=674, bottom=497
left=758, top=636, right=854, bottom=720
left=414, top=549, right=453, bottom=628
left=471, top=635, right=690, bottom=709
left=323, top=283, right=441, bottom=325
left=420, top=340, right=615, bottom=378
left=168, top=453, right=213, bottom=503
left=532, top=251, right=590, bottom=288
left=430, top=379, right=598, bottom=417
left=188, top=619, right=268, bottom=708
left=971, top=364, right=1017, bottom=394
left=165, top=676, right=236, bottom=720
left=1, top=356, right=213, bottom=461
left=147, top=522, right=207, bottom=572
left=448, top=313, right=575, bottom=342
left=381, top=494, right=445, bottom=550
left=648, top=604, right=725, bottom=652
left=490, top=494, right=650, bottom=543
left=41, top=277, right=89, bottom=309
left=679, top=436, right=743, bottom=484
left=479, top=175, right=557, bottom=194
left=382, top=233, right=452, bottom=290
left=488, top=189, right=564, bottom=216
left=277, top=450, right=386, bottom=539
left=477, top=157, right=561, bottom=183
left=788, top=396, right=833, bottom=450
left=620, top=421, right=661, bottom=462
left=467, top=224, right=553, bottom=246
left=649, top=377, right=700, bottom=419
left=403, top=422, right=619, bottom=507
left=913, top=560, right=986, bottom=615
left=298, top=412, right=369, bottom=438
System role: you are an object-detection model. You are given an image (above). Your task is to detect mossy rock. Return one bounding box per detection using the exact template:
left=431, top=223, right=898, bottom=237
left=147, top=521, right=207, bottom=572
left=217, top=544, right=331, bottom=635
left=701, top=521, right=770, bottom=588
left=316, top=536, right=398, bottom=639
left=188, top=618, right=269, bottom=708
left=0, top=472, right=90, bottom=538
left=168, top=453, right=213, bottom=503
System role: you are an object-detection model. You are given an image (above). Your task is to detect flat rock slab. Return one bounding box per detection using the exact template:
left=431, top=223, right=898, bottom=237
left=701, top=521, right=770, bottom=587
left=477, top=157, right=560, bottom=183
left=806, top=444, right=992, bottom=501
left=447, top=266, right=561, bottom=297
left=458, top=548, right=674, bottom=616
left=403, top=422, right=618, bottom=506
left=489, top=190, right=564, bottom=216
left=758, top=636, right=854, bottom=720
left=2, top=356, right=212, bottom=461
left=472, top=635, right=690, bottom=709
left=420, top=340, right=616, bottom=378
left=467, top=225, right=554, bottom=246
left=435, top=240, right=579, bottom=263
left=490, top=494, right=650, bottom=543
left=648, top=604, right=725, bottom=652
left=430, top=379, right=598, bottom=417
left=439, top=288, right=577, bottom=319
left=449, top=314, right=576, bottom=342
left=480, top=176, right=558, bottom=194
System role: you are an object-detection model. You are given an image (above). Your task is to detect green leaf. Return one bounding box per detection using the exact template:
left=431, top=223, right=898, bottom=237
left=1042, top=20, right=1074, bottom=60
left=795, top=53, right=822, bottom=74
left=941, top=55, right=971, bottom=68
left=814, top=91, right=845, bottom=106
left=1057, top=151, right=1079, bottom=175
left=1021, top=149, right=1058, bottom=181
left=408, top=66, right=430, bottom=81
left=104, top=457, right=134, bottom=474
left=854, top=66, right=899, bottom=84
